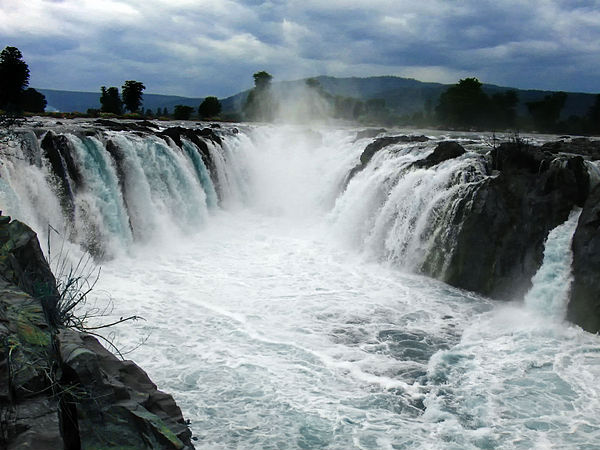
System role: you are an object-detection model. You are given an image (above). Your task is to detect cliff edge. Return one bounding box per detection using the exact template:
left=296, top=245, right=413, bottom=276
left=0, top=214, right=195, bottom=449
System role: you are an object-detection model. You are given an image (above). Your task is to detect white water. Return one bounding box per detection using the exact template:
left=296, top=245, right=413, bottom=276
left=2, top=123, right=600, bottom=449
left=524, top=208, right=582, bottom=319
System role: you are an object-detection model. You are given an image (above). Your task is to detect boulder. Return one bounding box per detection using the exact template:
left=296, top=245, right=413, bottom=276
left=412, top=141, right=466, bottom=169
left=568, top=184, right=600, bottom=332
left=57, top=329, right=195, bottom=450
left=354, top=128, right=386, bottom=141
left=0, top=217, right=59, bottom=305
left=345, top=134, right=430, bottom=184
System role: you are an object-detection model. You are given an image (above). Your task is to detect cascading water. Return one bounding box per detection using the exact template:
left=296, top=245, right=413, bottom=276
left=0, top=120, right=599, bottom=450
left=524, top=208, right=582, bottom=318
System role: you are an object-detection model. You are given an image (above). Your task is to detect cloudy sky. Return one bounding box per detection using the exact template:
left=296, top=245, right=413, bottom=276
left=1, top=0, right=599, bottom=98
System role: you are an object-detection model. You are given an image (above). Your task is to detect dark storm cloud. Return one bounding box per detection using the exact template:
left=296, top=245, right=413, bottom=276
left=0, top=0, right=598, bottom=96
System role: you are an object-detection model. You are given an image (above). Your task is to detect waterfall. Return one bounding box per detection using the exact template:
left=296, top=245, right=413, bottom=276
left=0, top=124, right=244, bottom=258
left=328, top=139, right=489, bottom=276
left=2, top=121, right=600, bottom=449
left=524, top=208, right=582, bottom=319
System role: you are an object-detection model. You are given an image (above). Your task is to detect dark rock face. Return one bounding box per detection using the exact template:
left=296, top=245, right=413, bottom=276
left=57, top=330, right=194, bottom=450
left=541, top=137, right=600, bottom=160
left=354, top=128, right=387, bottom=141
left=0, top=218, right=58, bottom=300
left=0, top=216, right=195, bottom=449
left=441, top=142, right=590, bottom=300
left=359, top=135, right=429, bottom=167
left=40, top=131, right=83, bottom=219
left=159, top=127, right=222, bottom=197
left=345, top=134, right=430, bottom=184
left=568, top=185, right=600, bottom=333
left=94, top=118, right=159, bottom=133
left=412, top=141, right=466, bottom=169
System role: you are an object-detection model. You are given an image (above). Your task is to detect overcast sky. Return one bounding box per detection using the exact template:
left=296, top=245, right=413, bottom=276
left=1, top=0, right=599, bottom=98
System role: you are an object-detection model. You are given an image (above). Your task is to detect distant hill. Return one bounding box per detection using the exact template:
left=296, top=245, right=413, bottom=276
left=38, top=76, right=597, bottom=119
left=37, top=88, right=204, bottom=113
left=221, top=76, right=597, bottom=119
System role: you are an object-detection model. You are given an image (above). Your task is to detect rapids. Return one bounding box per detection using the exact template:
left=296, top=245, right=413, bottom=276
left=1, top=122, right=599, bottom=449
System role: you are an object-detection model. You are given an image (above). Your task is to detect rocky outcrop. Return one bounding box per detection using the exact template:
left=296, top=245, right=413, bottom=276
left=541, top=137, right=600, bottom=160
left=568, top=185, right=600, bottom=333
left=412, top=141, right=466, bottom=169
left=354, top=128, right=386, bottom=141
left=40, top=131, right=83, bottom=219
left=345, top=134, right=430, bottom=183
left=0, top=215, right=195, bottom=449
left=440, top=141, right=590, bottom=300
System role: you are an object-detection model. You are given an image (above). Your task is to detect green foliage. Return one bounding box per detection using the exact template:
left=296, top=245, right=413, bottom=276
left=21, top=88, right=46, bottom=113
left=173, top=105, right=194, bottom=120
left=0, top=47, right=31, bottom=113
left=436, top=78, right=490, bottom=129
left=99, top=86, right=122, bottom=115
left=243, top=71, right=275, bottom=121
left=526, top=92, right=567, bottom=132
left=121, top=80, right=145, bottom=113
left=305, top=78, right=320, bottom=89
left=198, top=96, right=221, bottom=119
left=253, top=71, right=273, bottom=90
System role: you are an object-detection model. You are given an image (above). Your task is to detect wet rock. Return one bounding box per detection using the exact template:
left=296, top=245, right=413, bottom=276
left=57, top=329, right=195, bottom=449
left=441, top=141, right=590, bottom=300
left=359, top=135, right=429, bottom=167
left=40, top=131, right=83, bottom=219
left=568, top=184, right=600, bottom=332
left=541, top=137, right=600, bottom=160
left=94, top=119, right=157, bottom=133
left=0, top=217, right=59, bottom=302
left=159, top=127, right=221, bottom=199
left=413, top=141, right=466, bottom=169
left=0, top=218, right=195, bottom=449
left=354, top=128, right=386, bottom=141
left=345, top=134, right=430, bottom=184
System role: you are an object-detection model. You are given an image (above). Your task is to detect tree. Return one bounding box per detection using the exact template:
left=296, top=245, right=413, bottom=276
left=0, top=46, right=30, bottom=112
left=173, top=105, right=194, bottom=120
left=526, top=92, right=567, bottom=132
left=436, top=78, right=490, bottom=129
left=586, top=94, right=600, bottom=135
left=243, top=71, right=275, bottom=121
left=253, top=71, right=273, bottom=90
left=99, top=86, right=122, bottom=115
left=489, top=90, right=518, bottom=129
left=21, top=88, right=46, bottom=113
left=198, top=96, right=221, bottom=119
left=121, top=80, right=145, bottom=113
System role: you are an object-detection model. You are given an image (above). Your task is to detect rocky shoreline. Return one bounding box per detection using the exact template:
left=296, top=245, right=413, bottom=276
left=0, top=215, right=195, bottom=449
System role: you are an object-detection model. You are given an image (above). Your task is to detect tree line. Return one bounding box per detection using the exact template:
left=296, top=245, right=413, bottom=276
left=95, top=82, right=222, bottom=120
left=242, top=71, right=599, bottom=135
left=0, top=45, right=222, bottom=121
left=433, top=77, right=599, bottom=135
left=1, top=45, right=598, bottom=134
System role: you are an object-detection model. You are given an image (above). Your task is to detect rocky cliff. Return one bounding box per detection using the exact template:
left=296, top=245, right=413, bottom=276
left=0, top=215, right=195, bottom=449
left=352, top=135, right=600, bottom=332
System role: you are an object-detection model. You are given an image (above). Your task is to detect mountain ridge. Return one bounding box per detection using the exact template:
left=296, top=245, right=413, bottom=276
left=37, top=76, right=597, bottom=118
